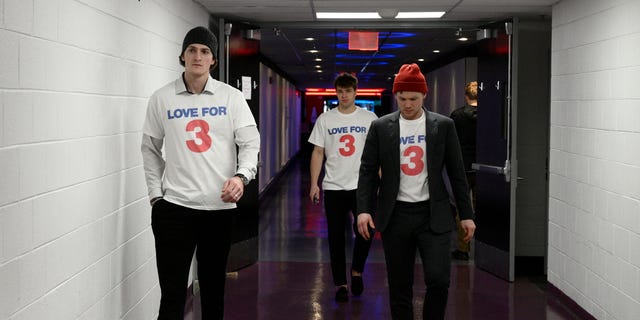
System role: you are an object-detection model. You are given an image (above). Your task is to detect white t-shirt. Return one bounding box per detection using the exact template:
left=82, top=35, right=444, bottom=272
left=308, top=107, right=378, bottom=190
left=397, top=111, right=430, bottom=202
left=142, top=75, right=258, bottom=210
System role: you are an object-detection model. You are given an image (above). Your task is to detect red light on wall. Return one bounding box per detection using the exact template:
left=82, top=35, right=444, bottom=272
left=348, top=31, right=379, bottom=51
left=229, top=37, right=259, bottom=56
left=305, top=91, right=381, bottom=97
left=305, top=88, right=385, bottom=94
left=356, top=88, right=385, bottom=93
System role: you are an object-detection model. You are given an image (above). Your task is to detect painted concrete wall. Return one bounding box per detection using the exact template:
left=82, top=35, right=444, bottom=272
left=549, top=0, right=640, bottom=318
left=258, top=63, right=300, bottom=193
left=0, top=0, right=208, bottom=319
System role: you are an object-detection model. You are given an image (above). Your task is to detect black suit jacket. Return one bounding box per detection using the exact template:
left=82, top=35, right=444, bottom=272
left=357, top=110, right=474, bottom=233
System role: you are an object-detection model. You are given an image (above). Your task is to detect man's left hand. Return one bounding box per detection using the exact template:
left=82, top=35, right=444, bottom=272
left=460, top=219, right=476, bottom=242
left=221, top=176, right=245, bottom=203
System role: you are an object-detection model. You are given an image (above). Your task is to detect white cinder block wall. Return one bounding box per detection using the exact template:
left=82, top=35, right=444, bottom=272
left=549, top=0, right=640, bottom=319
left=258, top=63, right=301, bottom=193
left=0, top=0, right=209, bottom=319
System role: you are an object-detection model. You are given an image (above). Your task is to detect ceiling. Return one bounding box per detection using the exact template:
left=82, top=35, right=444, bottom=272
left=194, top=0, right=556, bottom=90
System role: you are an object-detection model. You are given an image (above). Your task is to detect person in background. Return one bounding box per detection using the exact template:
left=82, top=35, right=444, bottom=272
left=141, top=26, right=260, bottom=319
left=356, top=64, right=475, bottom=319
left=449, top=81, right=478, bottom=261
left=308, top=73, right=378, bottom=302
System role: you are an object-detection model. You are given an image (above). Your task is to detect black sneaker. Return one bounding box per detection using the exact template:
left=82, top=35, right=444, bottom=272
left=335, top=286, right=349, bottom=302
left=351, top=275, right=364, bottom=296
left=451, top=250, right=470, bottom=261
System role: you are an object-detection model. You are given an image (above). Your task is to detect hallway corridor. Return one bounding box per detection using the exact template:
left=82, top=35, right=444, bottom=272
left=211, top=152, right=590, bottom=319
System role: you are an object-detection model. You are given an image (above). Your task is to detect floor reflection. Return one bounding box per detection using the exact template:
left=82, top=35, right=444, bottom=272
left=219, top=154, right=588, bottom=320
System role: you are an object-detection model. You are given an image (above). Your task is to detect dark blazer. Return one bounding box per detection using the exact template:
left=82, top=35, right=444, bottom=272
left=357, top=110, right=474, bottom=233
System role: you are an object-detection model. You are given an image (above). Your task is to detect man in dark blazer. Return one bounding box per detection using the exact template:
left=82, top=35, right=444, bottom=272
left=356, top=63, right=476, bottom=320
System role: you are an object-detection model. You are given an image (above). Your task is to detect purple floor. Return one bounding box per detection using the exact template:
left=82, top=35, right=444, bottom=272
left=190, top=153, right=590, bottom=319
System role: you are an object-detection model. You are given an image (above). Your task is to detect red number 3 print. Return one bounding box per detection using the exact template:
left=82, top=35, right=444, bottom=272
left=186, top=119, right=212, bottom=152
left=339, top=134, right=355, bottom=156
left=401, top=145, right=425, bottom=176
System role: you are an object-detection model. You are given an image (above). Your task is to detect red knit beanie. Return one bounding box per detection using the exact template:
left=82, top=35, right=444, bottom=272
left=393, top=63, right=428, bottom=94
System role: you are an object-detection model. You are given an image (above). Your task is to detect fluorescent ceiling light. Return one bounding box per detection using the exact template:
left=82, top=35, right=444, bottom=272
left=316, top=12, right=380, bottom=19
left=396, top=11, right=445, bottom=19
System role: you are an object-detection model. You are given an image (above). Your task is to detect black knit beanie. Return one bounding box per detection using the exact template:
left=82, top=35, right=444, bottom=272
left=181, top=26, right=218, bottom=58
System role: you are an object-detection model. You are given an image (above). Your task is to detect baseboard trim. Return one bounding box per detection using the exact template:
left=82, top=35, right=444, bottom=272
left=548, top=283, right=597, bottom=320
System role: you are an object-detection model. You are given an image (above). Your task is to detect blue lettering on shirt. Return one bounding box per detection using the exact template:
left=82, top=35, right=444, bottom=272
left=328, top=126, right=367, bottom=135
left=167, top=107, right=199, bottom=119
left=166, top=106, right=228, bottom=119
left=400, top=136, right=415, bottom=145
left=400, top=134, right=426, bottom=145
left=202, top=106, right=227, bottom=116
left=349, top=126, right=367, bottom=133
left=327, top=127, right=348, bottom=135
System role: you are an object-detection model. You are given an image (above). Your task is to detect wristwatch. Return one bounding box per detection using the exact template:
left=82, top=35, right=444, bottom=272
left=234, top=173, right=250, bottom=186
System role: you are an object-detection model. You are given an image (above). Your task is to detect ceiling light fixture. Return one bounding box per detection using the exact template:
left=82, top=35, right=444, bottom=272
left=396, top=11, right=445, bottom=19
left=316, top=12, right=380, bottom=19
left=433, top=49, right=440, bottom=53
left=317, top=11, right=444, bottom=19
left=377, top=9, right=398, bottom=19
left=455, top=28, right=468, bottom=41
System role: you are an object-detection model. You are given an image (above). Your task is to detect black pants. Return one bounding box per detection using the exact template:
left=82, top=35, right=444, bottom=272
left=151, top=199, right=235, bottom=320
left=324, top=190, right=373, bottom=286
left=382, top=201, right=451, bottom=320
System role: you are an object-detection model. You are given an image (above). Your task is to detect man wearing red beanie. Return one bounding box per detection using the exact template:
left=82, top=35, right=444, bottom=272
left=356, top=63, right=476, bottom=319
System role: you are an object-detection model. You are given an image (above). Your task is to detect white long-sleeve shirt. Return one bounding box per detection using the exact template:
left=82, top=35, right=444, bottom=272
left=141, top=74, right=260, bottom=210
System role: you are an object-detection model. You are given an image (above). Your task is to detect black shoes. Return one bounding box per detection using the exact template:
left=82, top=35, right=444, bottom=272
left=335, top=274, right=364, bottom=302
left=335, top=286, right=349, bottom=302
left=351, top=275, right=364, bottom=296
left=451, top=249, right=470, bottom=261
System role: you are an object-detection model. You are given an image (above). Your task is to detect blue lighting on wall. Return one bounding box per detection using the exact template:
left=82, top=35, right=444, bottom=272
left=332, top=32, right=416, bottom=39
left=335, top=61, right=390, bottom=66
left=335, top=43, right=407, bottom=50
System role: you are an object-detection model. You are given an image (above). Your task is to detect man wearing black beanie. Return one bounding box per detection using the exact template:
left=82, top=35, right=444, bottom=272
left=142, top=26, right=260, bottom=319
left=179, top=26, right=218, bottom=69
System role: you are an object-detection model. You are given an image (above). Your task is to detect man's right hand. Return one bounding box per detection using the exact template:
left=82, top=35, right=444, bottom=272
left=150, top=197, right=163, bottom=207
left=357, top=213, right=376, bottom=240
left=309, top=185, right=320, bottom=204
